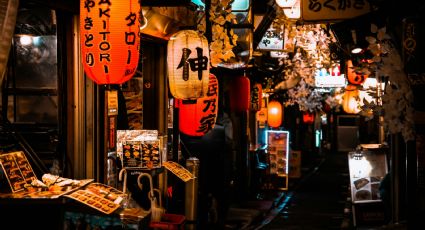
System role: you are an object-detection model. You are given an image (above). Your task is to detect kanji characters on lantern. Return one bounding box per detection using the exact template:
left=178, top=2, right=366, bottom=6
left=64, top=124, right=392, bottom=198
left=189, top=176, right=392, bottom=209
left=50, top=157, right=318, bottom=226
left=179, top=74, right=219, bottom=137
left=80, top=0, right=141, bottom=84
left=168, top=30, right=210, bottom=100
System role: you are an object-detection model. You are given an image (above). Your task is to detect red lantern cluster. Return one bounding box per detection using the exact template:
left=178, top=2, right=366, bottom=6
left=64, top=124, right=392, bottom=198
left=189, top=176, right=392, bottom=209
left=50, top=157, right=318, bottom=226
left=178, top=74, right=219, bottom=137
left=229, top=75, right=250, bottom=112
left=80, top=0, right=140, bottom=84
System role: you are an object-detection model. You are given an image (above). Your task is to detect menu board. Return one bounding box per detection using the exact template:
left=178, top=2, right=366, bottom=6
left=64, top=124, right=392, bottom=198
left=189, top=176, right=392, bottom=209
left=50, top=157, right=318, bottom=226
left=266, top=130, right=289, bottom=176
left=117, top=130, right=162, bottom=169
left=162, top=161, right=195, bottom=182
left=65, top=183, right=126, bottom=214
left=0, top=151, right=37, bottom=192
left=266, top=130, right=290, bottom=190
left=122, top=140, right=161, bottom=169
left=348, top=149, right=388, bottom=203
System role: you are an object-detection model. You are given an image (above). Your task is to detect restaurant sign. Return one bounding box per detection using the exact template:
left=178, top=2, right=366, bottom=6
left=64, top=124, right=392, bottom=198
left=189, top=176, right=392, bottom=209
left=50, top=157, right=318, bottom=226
left=302, top=0, right=371, bottom=22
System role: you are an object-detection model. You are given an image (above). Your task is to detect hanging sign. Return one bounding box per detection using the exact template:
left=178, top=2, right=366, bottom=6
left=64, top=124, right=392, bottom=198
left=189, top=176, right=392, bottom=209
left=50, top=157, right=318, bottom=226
left=257, top=29, right=283, bottom=51
left=80, top=0, right=140, bottom=84
left=302, top=0, right=371, bottom=21
left=250, top=83, right=262, bottom=111
left=107, top=90, right=118, bottom=115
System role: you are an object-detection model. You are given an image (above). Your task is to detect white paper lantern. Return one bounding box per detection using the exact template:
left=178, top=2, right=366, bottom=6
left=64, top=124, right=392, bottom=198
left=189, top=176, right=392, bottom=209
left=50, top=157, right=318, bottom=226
left=167, top=30, right=210, bottom=100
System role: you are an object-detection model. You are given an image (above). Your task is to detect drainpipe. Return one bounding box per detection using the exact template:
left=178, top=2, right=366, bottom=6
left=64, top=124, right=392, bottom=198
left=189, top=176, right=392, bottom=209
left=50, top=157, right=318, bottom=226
left=185, top=157, right=200, bottom=230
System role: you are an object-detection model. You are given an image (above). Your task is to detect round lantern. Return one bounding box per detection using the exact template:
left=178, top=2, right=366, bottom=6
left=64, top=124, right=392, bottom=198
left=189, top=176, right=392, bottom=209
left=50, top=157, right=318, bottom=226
left=303, top=112, right=314, bottom=124
left=179, top=74, right=218, bottom=137
left=346, top=60, right=368, bottom=85
left=80, top=0, right=140, bottom=84
left=250, top=83, right=263, bottom=111
left=267, top=100, right=283, bottom=128
left=229, top=75, right=250, bottom=112
left=342, top=85, right=361, bottom=114
left=168, top=30, right=210, bottom=100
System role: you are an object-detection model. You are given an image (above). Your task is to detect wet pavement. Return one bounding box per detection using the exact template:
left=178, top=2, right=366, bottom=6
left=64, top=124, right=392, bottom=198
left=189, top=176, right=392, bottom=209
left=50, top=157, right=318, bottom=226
left=219, top=150, right=408, bottom=230
left=254, top=151, right=351, bottom=230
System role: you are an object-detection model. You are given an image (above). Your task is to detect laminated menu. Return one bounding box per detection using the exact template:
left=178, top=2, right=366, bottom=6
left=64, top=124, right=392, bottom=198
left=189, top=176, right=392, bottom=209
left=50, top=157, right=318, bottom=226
left=162, top=161, right=195, bottom=182
left=65, top=183, right=126, bottom=214
left=122, top=140, right=161, bottom=169
left=0, top=151, right=37, bottom=192
left=0, top=173, right=93, bottom=199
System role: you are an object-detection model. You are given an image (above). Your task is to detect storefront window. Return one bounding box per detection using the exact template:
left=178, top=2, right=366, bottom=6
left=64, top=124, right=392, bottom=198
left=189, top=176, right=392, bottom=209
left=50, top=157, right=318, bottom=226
left=5, top=6, right=58, bottom=124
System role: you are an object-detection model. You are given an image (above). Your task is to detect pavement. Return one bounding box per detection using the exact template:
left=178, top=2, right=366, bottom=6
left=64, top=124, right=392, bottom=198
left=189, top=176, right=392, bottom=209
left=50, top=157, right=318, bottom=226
left=221, top=150, right=407, bottom=230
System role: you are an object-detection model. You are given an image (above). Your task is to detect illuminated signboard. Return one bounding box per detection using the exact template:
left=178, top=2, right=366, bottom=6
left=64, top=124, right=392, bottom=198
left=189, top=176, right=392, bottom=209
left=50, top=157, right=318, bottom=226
left=314, top=62, right=347, bottom=88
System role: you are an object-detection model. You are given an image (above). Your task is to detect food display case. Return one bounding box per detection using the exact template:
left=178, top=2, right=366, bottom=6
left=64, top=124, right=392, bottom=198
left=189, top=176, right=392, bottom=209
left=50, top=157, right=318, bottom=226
left=265, top=130, right=290, bottom=190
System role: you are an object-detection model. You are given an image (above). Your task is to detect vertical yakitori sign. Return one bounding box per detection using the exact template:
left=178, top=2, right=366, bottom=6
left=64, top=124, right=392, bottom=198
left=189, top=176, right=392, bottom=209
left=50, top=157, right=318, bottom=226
left=80, top=0, right=140, bottom=84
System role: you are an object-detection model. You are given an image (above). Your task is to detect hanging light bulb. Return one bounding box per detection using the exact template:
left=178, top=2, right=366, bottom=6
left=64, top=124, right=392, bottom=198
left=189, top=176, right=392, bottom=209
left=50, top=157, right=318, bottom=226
left=275, top=0, right=297, bottom=8
left=283, top=0, right=301, bottom=19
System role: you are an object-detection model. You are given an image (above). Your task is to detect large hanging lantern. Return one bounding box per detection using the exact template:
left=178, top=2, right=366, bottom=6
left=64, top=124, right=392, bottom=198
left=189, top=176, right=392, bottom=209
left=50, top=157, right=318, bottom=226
left=179, top=74, right=218, bottom=137
left=346, top=60, right=368, bottom=85
left=342, top=85, right=361, bottom=114
left=267, top=100, right=283, bottom=128
left=168, top=30, right=210, bottom=100
left=229, top=75, right=250, bottom=112
left=80, top=0, right=140, bottom=84
left=250, top=83, right=262, bottom=111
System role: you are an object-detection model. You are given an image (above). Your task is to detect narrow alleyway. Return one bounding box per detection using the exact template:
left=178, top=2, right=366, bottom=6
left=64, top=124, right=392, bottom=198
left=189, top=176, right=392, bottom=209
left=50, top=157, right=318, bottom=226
left=257, top=151, right=352, bottom=230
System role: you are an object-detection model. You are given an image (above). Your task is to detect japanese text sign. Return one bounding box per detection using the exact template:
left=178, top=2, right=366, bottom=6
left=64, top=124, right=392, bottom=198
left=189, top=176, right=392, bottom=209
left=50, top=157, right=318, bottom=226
left=302, top=0, right=371, bottom=21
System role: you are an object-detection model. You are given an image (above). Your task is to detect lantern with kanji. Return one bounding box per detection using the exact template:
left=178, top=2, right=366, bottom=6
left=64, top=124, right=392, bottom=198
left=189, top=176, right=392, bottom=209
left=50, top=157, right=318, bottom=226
left=342, top=84, right=361, bottom=114
left=168, top=30, right=210, bottom=100
left=179, top=74, right=219, bottom=137
left=267, top=100, right=283, bottom=128
left=229, top=75, right=250, bottom=112
left=80, top=0, right=140, bottom=84
left=250, top=83, right=262, bottom=111
left=346, top=60, right=368, bottom=85
left=303, top=112, right=314, bottom=124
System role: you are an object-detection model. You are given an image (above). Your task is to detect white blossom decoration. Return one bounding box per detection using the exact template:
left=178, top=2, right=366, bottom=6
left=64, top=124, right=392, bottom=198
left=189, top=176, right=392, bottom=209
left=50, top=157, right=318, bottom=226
left=365, top=24, right=415, bottom=142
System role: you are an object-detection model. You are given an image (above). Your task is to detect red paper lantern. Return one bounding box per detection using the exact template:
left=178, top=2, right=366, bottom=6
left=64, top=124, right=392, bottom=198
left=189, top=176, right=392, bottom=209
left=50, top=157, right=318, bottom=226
left=229, top=75, right=250, bottom=112
left=179, top=74, right=219, bottom=136
left=267, top=100, right=282, bottom=128
left=346, top=60, right=368, bottom=85
left=80, top=0, right=140, bottom=84
left=303, top=112, right=314, bottom=124
left=168, top=30, right=210, bottom=100
left=250, top=83, right=263, bottom=111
